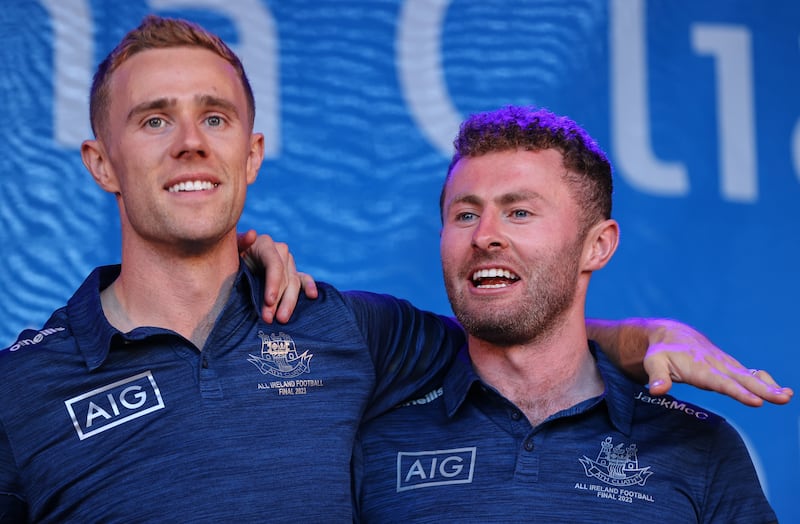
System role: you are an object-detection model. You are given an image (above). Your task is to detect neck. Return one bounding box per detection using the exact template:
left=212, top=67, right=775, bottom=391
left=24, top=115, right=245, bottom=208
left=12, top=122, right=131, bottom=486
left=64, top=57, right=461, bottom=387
left=101, top=233, right=241, bottom=349
left=468, top=309, right=604, bottom=427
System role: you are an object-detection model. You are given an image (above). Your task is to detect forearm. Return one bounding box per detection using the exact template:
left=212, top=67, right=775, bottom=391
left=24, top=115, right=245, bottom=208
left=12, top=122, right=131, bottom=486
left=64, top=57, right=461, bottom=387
left=586, top=318, right=651, bottom=383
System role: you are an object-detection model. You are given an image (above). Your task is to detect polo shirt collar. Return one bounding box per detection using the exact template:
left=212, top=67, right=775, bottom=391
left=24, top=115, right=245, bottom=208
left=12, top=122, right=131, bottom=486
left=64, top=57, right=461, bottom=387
left=442, top=340, right=637, bottom=436
left=68, top=262, right=263, bottom=371
left=68, top=265, right=121, bottom=370
left=443, top=345, right=476, bottom=417
left=592, top=341, right=638, bottom=436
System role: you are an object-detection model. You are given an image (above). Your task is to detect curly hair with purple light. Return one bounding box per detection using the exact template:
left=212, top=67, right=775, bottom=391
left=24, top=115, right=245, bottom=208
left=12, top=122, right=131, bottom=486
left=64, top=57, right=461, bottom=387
left=440, top=106, right=613, bottom=232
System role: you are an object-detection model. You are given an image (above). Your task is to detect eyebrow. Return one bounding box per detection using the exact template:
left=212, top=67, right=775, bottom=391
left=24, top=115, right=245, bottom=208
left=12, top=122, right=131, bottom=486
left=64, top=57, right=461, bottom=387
left=126, top=94, right=241, bottom=123
left=196, top=94, right=240, bottom=119
left=448, top=189, right=544, bottom=210
left=126, top=98, right=175, bottom=123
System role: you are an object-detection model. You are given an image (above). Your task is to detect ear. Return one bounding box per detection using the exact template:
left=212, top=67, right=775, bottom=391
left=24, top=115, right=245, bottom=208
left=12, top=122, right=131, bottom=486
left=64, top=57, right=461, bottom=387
left=581, top=219, right=619, bottom=272
left=246, top=132, right=265, bottom=185
left=81, top=139, right=120, bottom=194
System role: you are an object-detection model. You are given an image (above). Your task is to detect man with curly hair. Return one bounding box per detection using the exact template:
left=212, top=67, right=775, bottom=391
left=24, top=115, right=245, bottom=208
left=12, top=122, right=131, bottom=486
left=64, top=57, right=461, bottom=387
left=353, top=107, right=778, bottom=523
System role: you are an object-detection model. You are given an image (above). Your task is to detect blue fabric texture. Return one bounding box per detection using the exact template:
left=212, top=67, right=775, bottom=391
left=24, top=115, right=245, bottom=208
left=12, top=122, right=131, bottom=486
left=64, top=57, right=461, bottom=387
left=0, top=263, right=462, bottom=522
left=353, top=343, right=777, bottom=523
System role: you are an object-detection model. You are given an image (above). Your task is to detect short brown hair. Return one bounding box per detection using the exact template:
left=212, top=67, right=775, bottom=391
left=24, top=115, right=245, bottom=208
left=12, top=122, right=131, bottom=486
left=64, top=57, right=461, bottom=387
left=440, top=106, right=613, bottom=232
left=89, top=14, right=255, bottom=137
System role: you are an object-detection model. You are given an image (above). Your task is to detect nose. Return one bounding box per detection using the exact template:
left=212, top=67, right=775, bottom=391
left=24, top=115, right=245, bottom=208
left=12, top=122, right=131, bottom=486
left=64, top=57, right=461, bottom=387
left=471, top=212, right=507, bottom=250
left=171, top=119, right=209, bottom=159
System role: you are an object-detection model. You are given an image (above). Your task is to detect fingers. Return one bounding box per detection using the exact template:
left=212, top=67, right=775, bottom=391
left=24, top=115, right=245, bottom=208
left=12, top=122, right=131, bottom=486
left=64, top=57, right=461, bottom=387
left=644, top=349, right=794, bottom=407
left=262, top=241, right=289, bottom=309
left=642, top=357, right=674, bottom=396
left=237, top=229, right=257, bottom=253
left=299, top=272, right=319, bottom=300
left=238, top=231, right=319, bottom=324
left=239, top=230, right=273, bottom=276
left=693, top=369, right=766, bottom=407
left=750, top=368, right=778, bottom=387
left=646, top=377, right=672, bottom=397
left=736, top=368, right=794, bottom=405
left=654, top=359, right=766, bottom=407
left=638, top=318, right=793, bottom=407
left=272, top=250, right=300, bottom=323
left=705, top=362, right=793, bottom=406
left=241, top=234, right=287, bottom=322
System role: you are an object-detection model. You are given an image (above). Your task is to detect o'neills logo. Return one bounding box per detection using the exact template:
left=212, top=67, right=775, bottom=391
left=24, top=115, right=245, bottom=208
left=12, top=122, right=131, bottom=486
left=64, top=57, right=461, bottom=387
left=401, top=387, right=444, bottom=407
left=8, top=327, right=65, bottom=351
left=579, top=436, right=653, bottom=487
left=248, top=331, right=312, bottom=379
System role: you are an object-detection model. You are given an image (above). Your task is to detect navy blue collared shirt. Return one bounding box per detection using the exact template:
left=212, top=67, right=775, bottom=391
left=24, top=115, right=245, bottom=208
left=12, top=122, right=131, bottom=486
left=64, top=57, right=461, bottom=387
left=354, top=343, right=777, bottom=523
left=0, top=263, right=463, bottom=522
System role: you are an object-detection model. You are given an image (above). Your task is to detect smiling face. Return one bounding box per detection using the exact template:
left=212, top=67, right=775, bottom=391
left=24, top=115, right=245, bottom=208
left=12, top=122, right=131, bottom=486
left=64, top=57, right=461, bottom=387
left=440, top=148, right=587, bottom=346
left=82, top=46, right=264, bottom=254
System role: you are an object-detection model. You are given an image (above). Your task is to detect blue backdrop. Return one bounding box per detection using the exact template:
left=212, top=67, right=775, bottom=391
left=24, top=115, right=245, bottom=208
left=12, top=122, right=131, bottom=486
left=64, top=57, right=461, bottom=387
left=1, top=0, right=797, bottom=520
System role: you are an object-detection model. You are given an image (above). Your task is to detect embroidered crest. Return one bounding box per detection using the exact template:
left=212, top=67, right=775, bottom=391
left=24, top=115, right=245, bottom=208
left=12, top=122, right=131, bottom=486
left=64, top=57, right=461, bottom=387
left=248, top=331, right=312, bottom=378
left=579, top=436, right=653, bottom=487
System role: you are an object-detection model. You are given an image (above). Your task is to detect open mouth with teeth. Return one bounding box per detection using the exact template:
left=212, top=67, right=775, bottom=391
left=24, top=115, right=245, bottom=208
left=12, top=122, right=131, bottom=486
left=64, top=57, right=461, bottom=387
left=167, top=180, right=219, bottom=193
left=471, top=268, right=521, bottom=289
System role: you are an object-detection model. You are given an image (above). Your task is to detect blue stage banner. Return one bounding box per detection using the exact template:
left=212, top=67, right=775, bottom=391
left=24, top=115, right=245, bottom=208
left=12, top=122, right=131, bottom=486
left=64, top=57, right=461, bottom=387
left=1, top=0, right=798, bottom=520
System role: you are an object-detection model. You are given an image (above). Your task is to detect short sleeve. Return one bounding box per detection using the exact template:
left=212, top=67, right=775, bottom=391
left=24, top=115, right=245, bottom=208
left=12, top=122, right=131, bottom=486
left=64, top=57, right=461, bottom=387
left=702, top=420, right=777, bottom=523
left=342, top=290, right=464, bottom=420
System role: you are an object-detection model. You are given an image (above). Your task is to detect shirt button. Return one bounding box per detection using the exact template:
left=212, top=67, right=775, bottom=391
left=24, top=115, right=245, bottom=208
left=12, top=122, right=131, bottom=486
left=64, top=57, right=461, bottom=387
left=524, top=439, right=535, bottom=452
left=202, top=358, right=209, bottom=369
left=511, top=411, right=522, bottom=421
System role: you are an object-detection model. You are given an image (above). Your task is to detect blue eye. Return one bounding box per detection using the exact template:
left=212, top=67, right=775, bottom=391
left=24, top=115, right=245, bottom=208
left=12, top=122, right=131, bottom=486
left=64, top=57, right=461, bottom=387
left=512, top=209, right=530, bottom=218
left=206, top=115, right=223, bottom=126
left=146, top=117, right=164, bottom=128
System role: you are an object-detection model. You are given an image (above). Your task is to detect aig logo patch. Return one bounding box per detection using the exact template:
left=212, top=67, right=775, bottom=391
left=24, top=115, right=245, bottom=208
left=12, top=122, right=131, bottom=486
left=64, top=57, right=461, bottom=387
left=64, top=371, right=165, bottom=440
left=396, top=447, right=476, bottom=492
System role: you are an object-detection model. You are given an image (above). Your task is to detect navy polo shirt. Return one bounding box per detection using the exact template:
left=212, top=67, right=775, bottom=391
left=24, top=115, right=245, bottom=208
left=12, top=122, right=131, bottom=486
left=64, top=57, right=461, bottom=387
left=353, top=343, right=777, bottom=523
left=0, top=263, right=463, bottom=522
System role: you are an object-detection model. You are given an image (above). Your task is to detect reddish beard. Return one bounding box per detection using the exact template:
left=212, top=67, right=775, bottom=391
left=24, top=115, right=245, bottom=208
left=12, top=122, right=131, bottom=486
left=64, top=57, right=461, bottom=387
left=444, top=239, right=583, bottom=347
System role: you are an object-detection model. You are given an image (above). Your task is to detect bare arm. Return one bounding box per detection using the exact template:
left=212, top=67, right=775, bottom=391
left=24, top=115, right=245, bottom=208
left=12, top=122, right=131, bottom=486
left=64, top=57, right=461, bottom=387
left=588, top=318, right=793, bottom=407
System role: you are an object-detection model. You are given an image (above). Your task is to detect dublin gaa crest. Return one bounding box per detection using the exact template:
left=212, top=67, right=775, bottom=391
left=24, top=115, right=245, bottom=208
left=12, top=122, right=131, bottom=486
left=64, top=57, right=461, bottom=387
left=248, top=331, right=312, bottom=378
left=579, top=436, right=653, bottom=487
